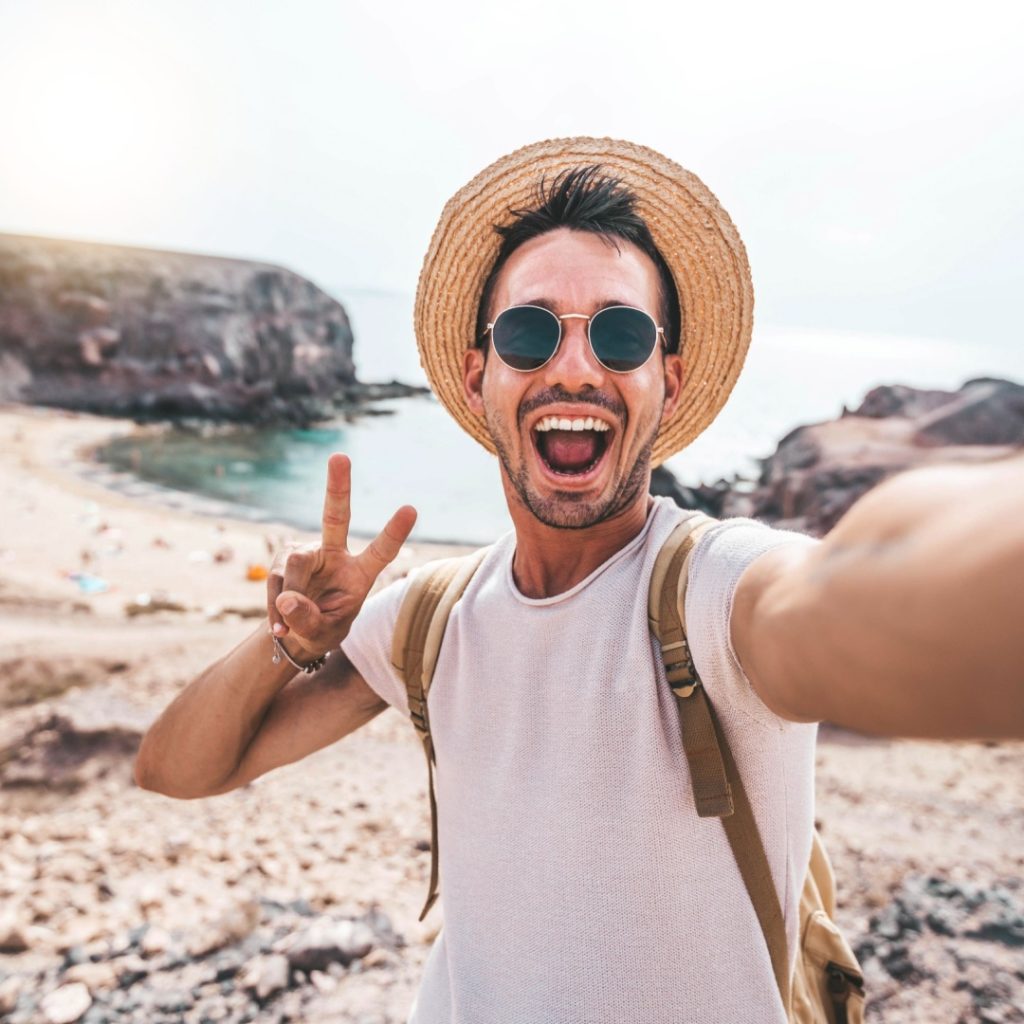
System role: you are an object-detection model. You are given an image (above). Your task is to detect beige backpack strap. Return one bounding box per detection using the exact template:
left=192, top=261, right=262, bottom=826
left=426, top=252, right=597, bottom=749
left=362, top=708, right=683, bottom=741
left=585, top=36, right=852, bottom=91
left=391, top=547, right=490, bottom=920
left=648, top=513, right=732, bottom=817
left=713, top=707, right=792, bottom=1010
left=650, top=514, right=791, bottom=1010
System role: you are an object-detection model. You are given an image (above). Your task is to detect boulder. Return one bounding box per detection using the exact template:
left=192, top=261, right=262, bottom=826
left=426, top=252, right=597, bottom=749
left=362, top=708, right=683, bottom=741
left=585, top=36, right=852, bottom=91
left=911, top=378, right=1024, bottom=447
left=654, top=378, right=1023, bottom=536
left=0, top=233, right=385, bottom=425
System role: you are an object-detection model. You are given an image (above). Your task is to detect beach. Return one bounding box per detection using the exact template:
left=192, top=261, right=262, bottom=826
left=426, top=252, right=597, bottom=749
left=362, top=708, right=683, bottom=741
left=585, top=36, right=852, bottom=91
left=1, top=404, right=1022, bottom=1023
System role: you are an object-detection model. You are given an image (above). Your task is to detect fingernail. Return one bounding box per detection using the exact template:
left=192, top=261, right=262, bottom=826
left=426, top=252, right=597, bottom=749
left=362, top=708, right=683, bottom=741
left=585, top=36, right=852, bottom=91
left=272, top=622, right=285, bottom=635
left=280, top=596, right=298, bottom=614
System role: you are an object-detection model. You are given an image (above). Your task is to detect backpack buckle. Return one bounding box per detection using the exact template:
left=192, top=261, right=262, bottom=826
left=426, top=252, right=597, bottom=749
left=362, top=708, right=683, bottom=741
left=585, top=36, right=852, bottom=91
left=661, top=638, right=699, bottom=694
left=670, top=678, right=700, bottom=699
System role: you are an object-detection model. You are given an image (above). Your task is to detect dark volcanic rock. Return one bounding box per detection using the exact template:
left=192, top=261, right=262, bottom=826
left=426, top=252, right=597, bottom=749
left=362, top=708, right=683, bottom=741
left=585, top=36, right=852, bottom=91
left=0, top=685, right=150, bottom=790
left=849, top=383, right=961, bottom=420
left=0, top=905, right=406, bottom=1024
left=649, top=466, right=726, bottom=517
left=855, top=876, right=1024, bottom=1022
left=654, top=378, right=1024, bottom=536
left=910, top=378, right=1024, bottom=448
left=0, top=233, right=410, bottom=424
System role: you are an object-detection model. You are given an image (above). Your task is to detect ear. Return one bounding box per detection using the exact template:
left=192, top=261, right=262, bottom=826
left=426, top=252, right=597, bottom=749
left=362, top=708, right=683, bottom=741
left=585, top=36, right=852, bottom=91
left=463, top=346, right=486, bottom=417
left=660, top=351, right=685, bottom=423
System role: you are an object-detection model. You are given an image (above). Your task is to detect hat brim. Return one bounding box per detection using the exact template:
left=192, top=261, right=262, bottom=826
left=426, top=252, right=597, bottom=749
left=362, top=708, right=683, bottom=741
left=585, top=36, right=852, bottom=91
left=413, top=136, right=753, bottom=467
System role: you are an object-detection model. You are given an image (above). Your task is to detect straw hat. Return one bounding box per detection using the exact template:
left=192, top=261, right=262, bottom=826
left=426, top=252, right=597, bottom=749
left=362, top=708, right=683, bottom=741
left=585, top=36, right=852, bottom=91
left=413, top=136, right=753, bottom=467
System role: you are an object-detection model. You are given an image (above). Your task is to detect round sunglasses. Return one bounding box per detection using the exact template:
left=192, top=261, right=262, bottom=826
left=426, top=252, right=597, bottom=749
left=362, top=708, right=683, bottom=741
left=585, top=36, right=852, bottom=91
left=480, top=304, right=667, bottom=374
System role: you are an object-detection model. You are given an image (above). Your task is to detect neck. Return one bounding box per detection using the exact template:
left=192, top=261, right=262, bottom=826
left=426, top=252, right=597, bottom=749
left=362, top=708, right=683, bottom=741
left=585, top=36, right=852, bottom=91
left=506, top=484, right=655, bottom=599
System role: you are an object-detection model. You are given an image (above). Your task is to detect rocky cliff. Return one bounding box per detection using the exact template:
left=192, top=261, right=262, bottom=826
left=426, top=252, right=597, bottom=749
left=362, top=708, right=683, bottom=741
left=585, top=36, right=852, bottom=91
left=0, top=233, right=407, bottom=424
left=653, top=377, right=1024, bottom=536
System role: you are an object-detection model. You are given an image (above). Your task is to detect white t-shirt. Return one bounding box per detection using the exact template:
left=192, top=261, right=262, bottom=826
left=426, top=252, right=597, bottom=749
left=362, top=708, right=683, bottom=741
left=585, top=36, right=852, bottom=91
left=341, top=496, right=821, bottom=1024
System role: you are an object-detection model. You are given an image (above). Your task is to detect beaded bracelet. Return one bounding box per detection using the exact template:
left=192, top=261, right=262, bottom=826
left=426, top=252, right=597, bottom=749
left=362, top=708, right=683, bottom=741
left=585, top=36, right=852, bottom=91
left=269, top=630, right=331, bottom=674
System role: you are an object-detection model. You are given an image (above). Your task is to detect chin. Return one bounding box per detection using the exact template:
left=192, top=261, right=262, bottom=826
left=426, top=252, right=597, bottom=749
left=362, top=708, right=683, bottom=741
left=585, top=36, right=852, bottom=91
left=509, top=454, right=651, bottom=531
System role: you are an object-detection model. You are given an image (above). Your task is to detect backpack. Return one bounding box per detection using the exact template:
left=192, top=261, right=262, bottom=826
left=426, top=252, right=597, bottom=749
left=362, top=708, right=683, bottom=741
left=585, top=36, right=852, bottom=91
left=390, top=511, right=866, bottom=1023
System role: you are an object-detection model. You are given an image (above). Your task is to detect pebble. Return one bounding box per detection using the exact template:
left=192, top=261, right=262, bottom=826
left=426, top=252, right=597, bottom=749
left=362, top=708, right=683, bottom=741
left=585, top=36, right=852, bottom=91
left=277, top=917, right=376, bottom=971
left=63, top=960, right=119, bottom=992
left=140, top=925, right=174, bottom=957
left=0, top=910, right=30, bottom=953
left=310, top=968, right=337, bottom=994
left=186, top=898, right=260, bottom=958
left=41, top=982, right=92, bottom=1024
left=0, top=974, right=25, bottom=1014
left=237, top=952, right=290, bottom=1000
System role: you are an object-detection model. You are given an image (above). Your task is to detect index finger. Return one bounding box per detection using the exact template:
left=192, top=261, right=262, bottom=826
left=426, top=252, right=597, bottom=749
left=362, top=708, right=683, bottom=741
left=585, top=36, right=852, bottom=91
left=321, top=453, right=351, bottom=555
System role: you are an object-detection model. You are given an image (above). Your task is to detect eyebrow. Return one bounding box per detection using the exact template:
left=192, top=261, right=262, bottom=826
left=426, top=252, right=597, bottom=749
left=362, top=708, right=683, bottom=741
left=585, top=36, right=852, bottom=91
left=518, top=297, right=640, bottom=314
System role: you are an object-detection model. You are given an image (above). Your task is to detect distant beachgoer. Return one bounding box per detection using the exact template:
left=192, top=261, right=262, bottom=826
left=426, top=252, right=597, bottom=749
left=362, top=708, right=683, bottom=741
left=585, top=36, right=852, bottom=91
left=134, top=138, right=1024, bottom=1023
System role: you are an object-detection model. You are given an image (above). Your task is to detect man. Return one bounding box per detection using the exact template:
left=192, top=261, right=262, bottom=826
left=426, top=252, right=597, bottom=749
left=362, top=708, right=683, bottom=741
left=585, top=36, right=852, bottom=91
left=134, top=138, right=1023, bottom=1022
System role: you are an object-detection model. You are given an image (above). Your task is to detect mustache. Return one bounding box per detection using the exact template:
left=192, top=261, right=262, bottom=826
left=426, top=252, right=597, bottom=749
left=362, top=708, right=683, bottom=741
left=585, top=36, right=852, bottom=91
left=517, top=387, right=626, bottom=429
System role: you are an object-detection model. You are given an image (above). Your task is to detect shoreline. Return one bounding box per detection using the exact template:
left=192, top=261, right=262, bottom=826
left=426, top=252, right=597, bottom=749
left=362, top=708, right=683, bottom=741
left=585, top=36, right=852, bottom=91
left=0, top=402, right=479, bottom=552
left=0, top=402, right=475, bottom=669
left=74, top=404, right=501, bottom=549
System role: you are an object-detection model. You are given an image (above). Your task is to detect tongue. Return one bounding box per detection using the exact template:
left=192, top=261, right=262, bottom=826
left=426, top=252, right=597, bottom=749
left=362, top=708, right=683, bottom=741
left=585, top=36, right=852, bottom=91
left=540, top=430, right=599, bottom=473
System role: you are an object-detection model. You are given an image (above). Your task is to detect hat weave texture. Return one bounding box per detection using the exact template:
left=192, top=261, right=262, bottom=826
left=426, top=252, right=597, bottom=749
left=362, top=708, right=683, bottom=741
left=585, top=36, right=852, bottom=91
left=413, top=136, right=754, bottom=466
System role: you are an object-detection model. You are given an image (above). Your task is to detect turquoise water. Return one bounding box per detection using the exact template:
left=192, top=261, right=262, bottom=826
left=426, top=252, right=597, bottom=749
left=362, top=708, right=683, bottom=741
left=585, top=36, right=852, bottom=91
left=99, top=398, right=514, bottom=544
left=95, top=289, right=1022, bottom=544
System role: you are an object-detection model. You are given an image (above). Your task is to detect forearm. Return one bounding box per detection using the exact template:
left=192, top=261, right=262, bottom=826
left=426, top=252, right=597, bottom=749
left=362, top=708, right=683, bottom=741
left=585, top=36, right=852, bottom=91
left=762, top=451, right=1024, bottom=738
left=133, top=623, right=300, bottom=798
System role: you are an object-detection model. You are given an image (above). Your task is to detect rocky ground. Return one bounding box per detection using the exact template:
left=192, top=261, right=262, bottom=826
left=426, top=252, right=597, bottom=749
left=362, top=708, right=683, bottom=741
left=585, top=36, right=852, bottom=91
left=0, top=406, right=1022, bottom=1023
left=1, top=627, right=1021, bottom=1024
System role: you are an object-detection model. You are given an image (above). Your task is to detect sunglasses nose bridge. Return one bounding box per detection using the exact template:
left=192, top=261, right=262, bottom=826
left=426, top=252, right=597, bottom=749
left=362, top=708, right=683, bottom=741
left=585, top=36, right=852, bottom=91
left=543, top=312, right=606, bottom=386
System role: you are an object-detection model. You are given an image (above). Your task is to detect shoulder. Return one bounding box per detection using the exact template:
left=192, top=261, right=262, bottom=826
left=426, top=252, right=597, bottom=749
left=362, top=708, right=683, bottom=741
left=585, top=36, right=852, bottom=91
left=690, top=516, right=819, bottom=578
left=684, top=516, right=821, bottom=726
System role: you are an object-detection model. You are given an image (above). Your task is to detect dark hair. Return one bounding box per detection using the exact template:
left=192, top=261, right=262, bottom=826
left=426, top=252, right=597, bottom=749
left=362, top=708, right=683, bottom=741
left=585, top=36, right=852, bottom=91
left=475, top=165, right=682, bottom=354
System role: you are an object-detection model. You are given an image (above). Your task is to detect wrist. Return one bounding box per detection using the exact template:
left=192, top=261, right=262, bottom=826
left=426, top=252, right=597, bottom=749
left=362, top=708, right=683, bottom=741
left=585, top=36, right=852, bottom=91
left=269, top=630, right=332, bottom=674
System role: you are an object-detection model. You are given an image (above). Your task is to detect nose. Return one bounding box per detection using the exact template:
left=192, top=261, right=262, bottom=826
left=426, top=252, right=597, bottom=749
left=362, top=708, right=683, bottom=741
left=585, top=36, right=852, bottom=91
left=541, top=316, right=606, bottom=392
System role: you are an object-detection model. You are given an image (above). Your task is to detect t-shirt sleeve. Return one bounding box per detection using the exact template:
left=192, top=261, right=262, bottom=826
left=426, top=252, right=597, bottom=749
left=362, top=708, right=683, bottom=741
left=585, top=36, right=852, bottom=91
left=339, top=573, right=413, bottom=718
left=684, top=516, right=821, bottom=730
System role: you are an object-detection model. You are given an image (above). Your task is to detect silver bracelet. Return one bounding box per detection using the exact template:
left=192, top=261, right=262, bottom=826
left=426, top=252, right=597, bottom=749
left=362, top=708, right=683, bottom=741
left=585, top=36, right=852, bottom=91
left=269, top=630, right=331, bottom=674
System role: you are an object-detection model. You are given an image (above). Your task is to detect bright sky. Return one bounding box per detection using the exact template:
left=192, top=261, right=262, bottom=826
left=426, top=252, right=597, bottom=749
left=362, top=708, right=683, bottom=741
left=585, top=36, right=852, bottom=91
left=1, top=0, right=1021, bottom=356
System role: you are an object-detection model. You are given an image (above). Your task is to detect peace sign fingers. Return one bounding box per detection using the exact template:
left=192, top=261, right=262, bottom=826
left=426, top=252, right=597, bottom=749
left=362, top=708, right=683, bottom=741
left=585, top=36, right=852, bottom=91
left=355, top=504, right=418, bottom=581
left=320, top=452, right=353, bottom=559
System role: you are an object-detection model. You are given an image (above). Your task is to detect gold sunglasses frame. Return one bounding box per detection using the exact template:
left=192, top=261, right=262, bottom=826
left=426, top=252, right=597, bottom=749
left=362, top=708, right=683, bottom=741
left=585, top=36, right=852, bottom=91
left=481, top=304, right=667, bottom=374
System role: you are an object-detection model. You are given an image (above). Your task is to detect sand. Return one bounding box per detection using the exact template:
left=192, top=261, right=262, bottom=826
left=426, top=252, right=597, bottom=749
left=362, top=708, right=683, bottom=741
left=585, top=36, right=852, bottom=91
left=0, top=404, right=1021, bottom=1023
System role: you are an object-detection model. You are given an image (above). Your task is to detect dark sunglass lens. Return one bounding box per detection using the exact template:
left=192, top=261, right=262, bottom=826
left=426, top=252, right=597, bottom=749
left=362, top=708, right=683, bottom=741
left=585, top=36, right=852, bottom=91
left=590, top=307, right=658, bottom=372
left=491, top=306, right=560, bottom=371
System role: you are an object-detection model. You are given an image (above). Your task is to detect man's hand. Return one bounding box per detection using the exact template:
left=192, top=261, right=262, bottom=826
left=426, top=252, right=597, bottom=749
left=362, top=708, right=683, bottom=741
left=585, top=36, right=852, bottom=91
left=267, top=453, right=417, bottom=658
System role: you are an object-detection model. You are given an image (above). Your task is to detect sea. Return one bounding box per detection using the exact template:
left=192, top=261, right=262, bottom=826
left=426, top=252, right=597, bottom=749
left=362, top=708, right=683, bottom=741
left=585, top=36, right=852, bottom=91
left=96, top=288, right=1022, bottom=545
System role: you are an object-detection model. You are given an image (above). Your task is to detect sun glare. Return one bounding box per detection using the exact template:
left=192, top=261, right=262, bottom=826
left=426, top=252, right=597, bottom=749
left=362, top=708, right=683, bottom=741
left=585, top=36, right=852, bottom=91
left=2, top=14, right=210, bottom=239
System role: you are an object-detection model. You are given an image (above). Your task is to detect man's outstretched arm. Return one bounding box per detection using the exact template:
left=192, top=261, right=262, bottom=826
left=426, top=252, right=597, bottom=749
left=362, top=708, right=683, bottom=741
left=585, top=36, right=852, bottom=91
left=731, top=450, right=1024, bottom=738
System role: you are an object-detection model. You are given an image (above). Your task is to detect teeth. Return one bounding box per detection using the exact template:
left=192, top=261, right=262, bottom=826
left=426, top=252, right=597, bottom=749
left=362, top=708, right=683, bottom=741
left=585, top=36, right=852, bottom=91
left=534, top=415, right=611, bottom=433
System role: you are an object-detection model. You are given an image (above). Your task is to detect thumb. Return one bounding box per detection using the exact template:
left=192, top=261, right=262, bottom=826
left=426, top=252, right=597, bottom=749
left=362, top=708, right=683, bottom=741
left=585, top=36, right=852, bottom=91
left=275, top=591, right=323, bottom=640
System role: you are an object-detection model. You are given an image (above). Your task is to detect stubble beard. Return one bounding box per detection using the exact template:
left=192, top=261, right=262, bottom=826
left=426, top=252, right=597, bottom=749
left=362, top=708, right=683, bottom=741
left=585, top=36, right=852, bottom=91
left=488, top=411, right=658, bottom=530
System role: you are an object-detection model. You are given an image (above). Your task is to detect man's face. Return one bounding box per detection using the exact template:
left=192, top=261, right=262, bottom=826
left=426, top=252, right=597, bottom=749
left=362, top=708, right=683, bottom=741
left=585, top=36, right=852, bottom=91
left=463, top=227, right=684, bottom=530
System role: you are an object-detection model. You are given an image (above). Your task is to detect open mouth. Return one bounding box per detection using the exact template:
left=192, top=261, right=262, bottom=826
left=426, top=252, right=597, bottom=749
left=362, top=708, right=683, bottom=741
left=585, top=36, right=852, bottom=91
left=532, top=414, right=613, bottom=477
